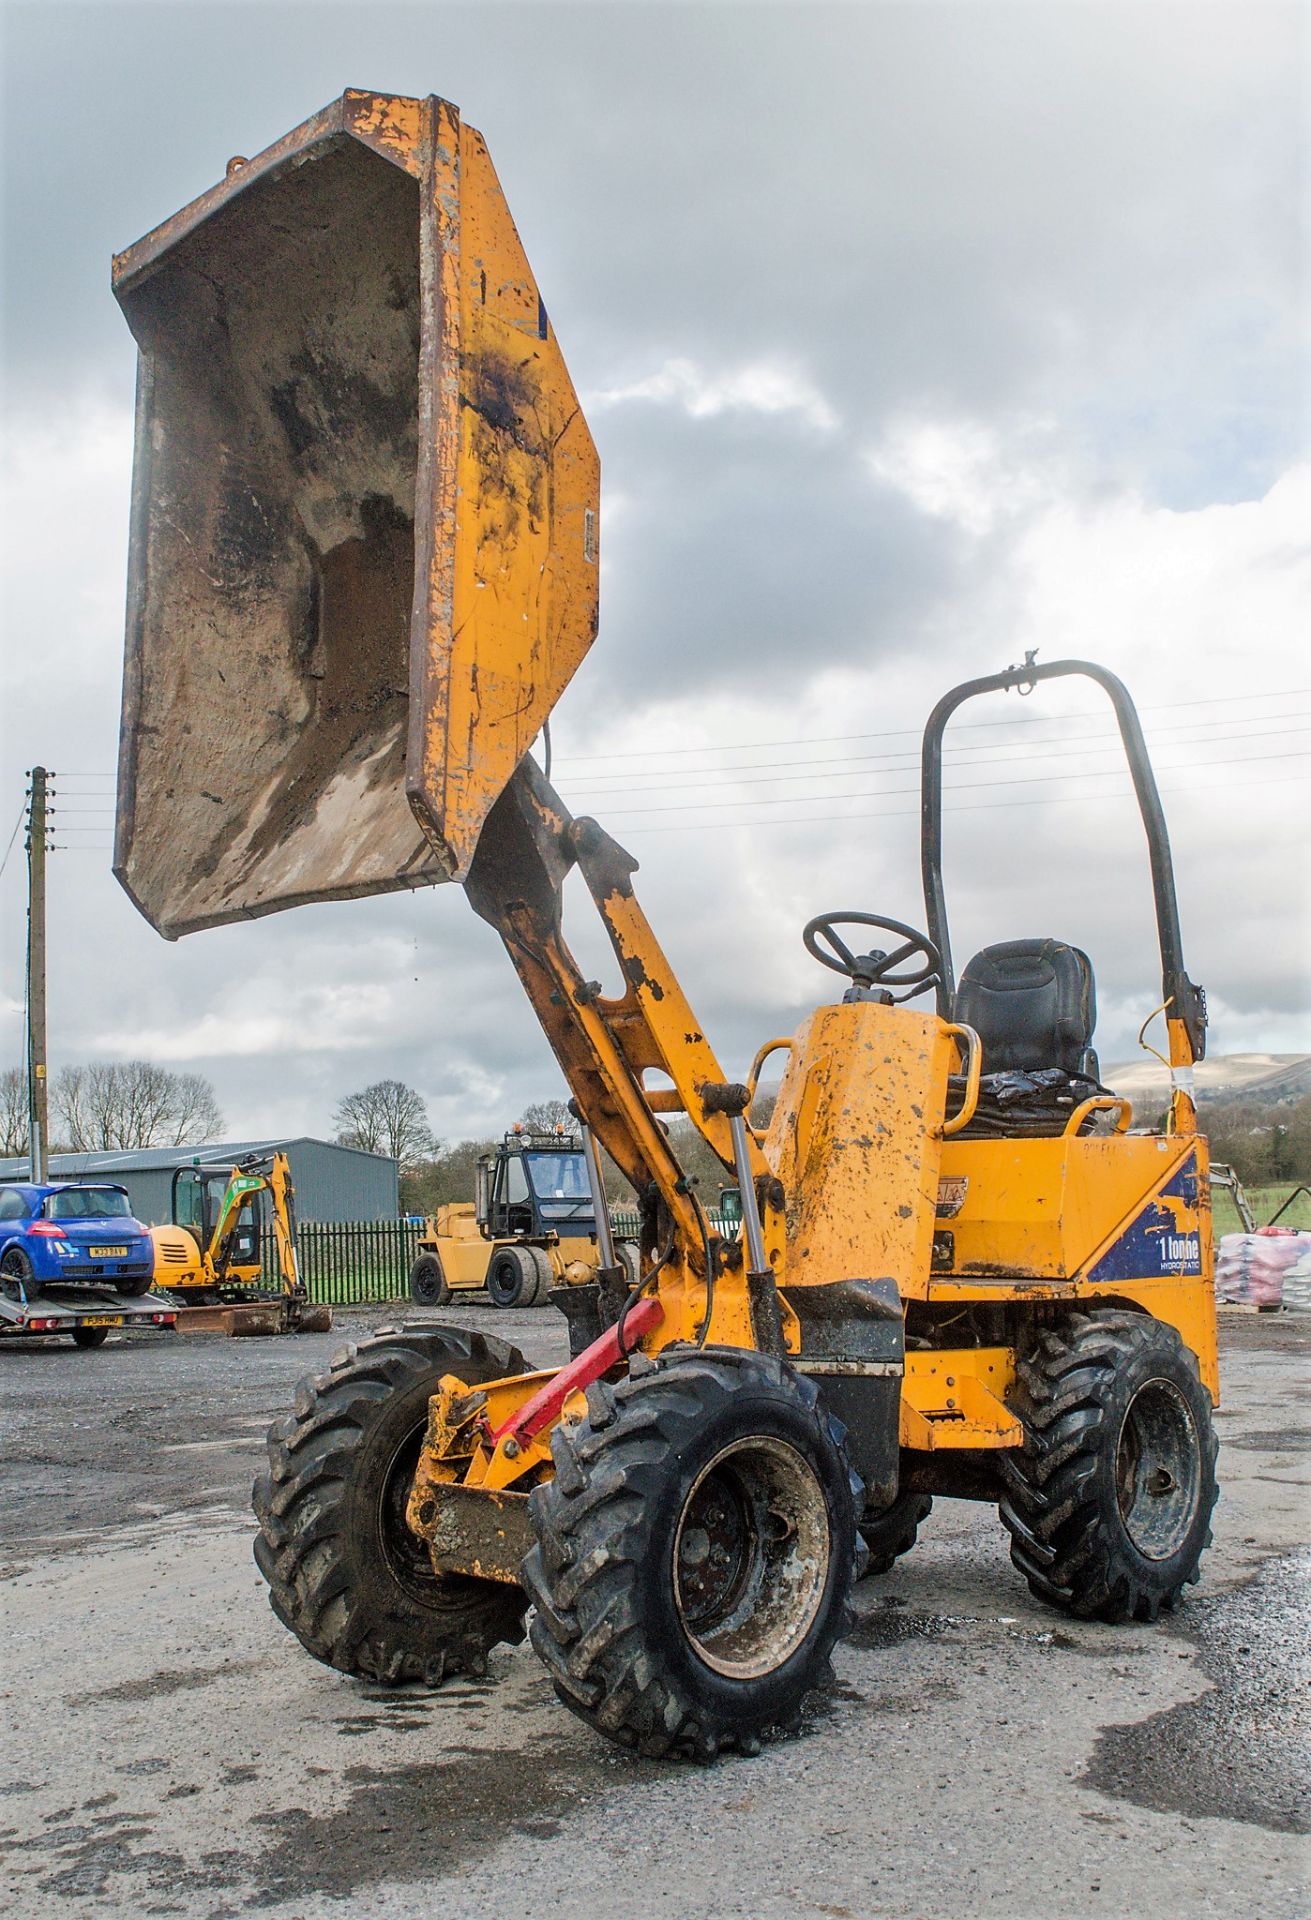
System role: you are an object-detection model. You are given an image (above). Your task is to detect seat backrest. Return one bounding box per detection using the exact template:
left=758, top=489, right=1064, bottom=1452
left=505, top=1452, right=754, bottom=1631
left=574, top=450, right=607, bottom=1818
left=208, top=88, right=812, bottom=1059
left=954, top=938, right=1098, bottom=1078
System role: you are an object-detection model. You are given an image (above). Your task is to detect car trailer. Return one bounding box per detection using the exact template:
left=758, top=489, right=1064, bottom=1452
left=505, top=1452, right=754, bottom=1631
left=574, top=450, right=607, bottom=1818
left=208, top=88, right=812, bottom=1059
left=0, top=1283, right=177, bottom=1348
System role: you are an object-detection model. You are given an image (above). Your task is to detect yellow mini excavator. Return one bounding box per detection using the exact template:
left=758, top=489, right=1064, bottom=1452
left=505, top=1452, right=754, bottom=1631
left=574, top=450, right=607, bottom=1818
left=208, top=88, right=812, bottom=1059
left=150, top=1152, right=331, bottom=1336
left=112, top=90, right=1219, bottom=1758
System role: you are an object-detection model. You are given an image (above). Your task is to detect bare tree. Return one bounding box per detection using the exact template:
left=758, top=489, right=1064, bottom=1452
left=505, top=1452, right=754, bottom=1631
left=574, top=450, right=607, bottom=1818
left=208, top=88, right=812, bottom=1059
left=53, top=1060, right=224, bottom=1151
left=519, top=1097, right=575, bottom=1134
left=334, top=1080, right=437, bottom=1170
left=167, top=1072, right=225, bottom=1145
left=0, top=1066, right=28, bottom=1156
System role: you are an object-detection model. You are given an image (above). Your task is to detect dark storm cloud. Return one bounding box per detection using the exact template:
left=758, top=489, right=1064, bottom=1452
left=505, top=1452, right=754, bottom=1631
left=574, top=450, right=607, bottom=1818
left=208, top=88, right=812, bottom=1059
left=580, top=401, right=968, bottom=693
left=1, top=2, right=1304, bottom=1137
left=4, top=2, right=1302, bottom=504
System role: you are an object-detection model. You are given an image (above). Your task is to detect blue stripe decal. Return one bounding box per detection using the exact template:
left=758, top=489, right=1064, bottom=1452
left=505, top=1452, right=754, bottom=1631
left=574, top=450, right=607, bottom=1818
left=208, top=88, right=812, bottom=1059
left=1085, top=1154, right=1203, bottom=1284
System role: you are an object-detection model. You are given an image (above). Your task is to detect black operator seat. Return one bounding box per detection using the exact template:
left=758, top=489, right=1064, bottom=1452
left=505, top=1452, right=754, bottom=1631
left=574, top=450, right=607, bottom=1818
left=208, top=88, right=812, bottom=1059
left=949, top=938, right=1107, bottom=1137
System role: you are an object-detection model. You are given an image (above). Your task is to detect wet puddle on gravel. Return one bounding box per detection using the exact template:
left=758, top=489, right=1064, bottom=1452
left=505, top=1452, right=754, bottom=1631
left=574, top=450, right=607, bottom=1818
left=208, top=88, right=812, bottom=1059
left=1083, top=1549, right=1311, bottom=1833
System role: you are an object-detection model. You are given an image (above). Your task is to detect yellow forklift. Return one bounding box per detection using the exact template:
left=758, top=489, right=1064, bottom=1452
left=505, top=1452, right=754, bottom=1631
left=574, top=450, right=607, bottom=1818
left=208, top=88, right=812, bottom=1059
left=150, top=1152, right=331, bottom=1335
left=111, top=89, right=1218, bottom=1757
left=409, top=1126, right=637, bottom=1309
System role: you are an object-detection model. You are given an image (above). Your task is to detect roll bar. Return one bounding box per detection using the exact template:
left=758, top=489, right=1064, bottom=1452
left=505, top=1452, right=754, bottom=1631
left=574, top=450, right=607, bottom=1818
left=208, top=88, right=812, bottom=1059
left=919, top=657, right=1206, bottom=1063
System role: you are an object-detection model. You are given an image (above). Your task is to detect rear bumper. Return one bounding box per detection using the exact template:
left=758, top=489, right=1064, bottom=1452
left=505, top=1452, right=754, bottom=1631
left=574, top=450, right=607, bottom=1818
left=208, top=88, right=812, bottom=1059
left=22, top=1251, right=154, bottom=1286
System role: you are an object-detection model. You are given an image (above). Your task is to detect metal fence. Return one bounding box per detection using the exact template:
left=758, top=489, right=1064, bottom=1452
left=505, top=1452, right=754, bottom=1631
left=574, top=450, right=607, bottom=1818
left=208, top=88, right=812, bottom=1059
left=263, top=1219, right=425, bottom=1306
left=263, top=1212, right=737, bottom=1307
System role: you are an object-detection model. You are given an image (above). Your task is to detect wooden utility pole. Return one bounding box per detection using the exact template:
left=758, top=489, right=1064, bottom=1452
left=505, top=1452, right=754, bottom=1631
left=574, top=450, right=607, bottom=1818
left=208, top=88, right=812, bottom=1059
left=26, top=766, right=49, bottom=1182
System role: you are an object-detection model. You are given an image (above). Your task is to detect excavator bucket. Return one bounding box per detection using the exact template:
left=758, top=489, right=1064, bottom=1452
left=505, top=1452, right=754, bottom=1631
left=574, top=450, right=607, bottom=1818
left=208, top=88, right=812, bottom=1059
left=113, top=90, right=598, bottom=938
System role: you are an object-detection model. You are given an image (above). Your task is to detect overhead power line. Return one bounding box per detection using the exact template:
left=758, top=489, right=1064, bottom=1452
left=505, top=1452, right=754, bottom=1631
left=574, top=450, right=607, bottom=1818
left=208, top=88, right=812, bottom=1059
left=563, top=721, right=1311, bottom=799
left=551, top=684, right=1311, bottom=766
left=593, top=746, right=1311, bottom=820
left=618, top=767, right=1311, bottom=835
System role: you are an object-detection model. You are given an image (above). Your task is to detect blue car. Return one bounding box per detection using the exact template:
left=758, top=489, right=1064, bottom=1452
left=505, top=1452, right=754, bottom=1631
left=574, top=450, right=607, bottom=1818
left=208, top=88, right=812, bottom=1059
left=0, top=1182, right=156, bottom=1298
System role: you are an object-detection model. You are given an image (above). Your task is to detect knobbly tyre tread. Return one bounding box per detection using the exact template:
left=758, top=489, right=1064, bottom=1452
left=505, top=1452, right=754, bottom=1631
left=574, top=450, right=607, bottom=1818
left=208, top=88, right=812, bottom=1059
left=998, top=1309, right=1219, bottom=1623
left=522, top=1347, right=864, bottom=1761
left=858, top=1490, right=933, bottom=1577
left=252, top=1325, right=530, bottom=1686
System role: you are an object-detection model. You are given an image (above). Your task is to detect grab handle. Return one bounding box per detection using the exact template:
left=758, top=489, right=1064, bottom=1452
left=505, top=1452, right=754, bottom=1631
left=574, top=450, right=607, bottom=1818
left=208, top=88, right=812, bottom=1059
left=940, top=1023, right=982, bottom=1137
left=1064, top=1095, right=1133, bottom=1137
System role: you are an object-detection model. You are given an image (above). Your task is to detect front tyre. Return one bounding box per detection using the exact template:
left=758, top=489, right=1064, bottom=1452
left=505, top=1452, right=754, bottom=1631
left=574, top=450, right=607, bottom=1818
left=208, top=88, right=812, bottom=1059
left=408, top=1252, right=450, bottom=1307
left=1000, top=1310, right=1219, bottom=1623
left=253, top=1325, right=531, bottom=1685
left=523, top=1348, right=863, bottom=1759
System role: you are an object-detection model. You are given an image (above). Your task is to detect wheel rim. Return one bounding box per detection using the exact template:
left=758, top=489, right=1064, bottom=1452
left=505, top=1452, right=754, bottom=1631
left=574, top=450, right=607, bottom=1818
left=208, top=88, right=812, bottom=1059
left=488, top=1258, right=519, bottom=1306
left=1115, top=1376, right=1202, bottom=1562
left=672, top=1436, right=830, bottom=1680
left=375, top=1420, right=485, bottom=1613
left=412, top=1261, right=442, bottom=1304
left=1, top=1251, right=30, bottom=1298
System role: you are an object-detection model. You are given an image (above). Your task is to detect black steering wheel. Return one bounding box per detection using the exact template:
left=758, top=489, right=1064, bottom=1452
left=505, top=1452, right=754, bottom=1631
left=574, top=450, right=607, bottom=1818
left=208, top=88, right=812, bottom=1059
left=803, top=911, right=942, bottom=1000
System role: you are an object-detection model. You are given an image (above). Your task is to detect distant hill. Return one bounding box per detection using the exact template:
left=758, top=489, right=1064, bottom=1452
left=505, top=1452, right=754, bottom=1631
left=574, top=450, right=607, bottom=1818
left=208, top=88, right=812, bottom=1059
left=1104, top=1053, right=1311, bottom=1109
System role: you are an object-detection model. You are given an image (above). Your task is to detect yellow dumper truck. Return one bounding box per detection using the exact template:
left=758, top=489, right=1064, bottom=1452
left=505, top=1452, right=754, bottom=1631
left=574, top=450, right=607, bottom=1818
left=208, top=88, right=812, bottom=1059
left=112, top=88, right=1220, bottom=1760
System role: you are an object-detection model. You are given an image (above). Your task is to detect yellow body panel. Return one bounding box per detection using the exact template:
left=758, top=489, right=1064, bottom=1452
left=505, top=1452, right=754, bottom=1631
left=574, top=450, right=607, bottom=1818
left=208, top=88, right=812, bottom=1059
left=900, top=1348, right=1021, bottom=1449
left=766, top=1001, right=959, bottom=1293
left=930, top=1131, right=1217, bottom=1400
left=935, top=1132, right=1198, bottom=1279
left=150, top=1224, right=204, bottom=1288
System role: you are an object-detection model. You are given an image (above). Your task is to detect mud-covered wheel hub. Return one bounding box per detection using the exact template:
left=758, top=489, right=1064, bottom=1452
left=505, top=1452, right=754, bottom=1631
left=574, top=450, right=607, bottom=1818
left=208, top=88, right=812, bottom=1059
left=674, top=1437, right=831, bottom=1679
left=523, top=1349, right=861, bottom=1758
left=1115, top=1377, right=1201, bottom=1561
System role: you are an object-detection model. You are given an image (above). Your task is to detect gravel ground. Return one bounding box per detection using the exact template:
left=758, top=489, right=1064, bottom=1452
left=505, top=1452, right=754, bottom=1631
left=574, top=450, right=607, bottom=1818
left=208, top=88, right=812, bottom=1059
left=0, top=1303, right=1306, bottom=1920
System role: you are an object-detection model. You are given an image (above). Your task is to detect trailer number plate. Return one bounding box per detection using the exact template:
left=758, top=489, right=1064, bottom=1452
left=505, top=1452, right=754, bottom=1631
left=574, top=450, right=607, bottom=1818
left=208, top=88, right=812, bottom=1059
left=81, top=1315, right=123, bottom=1327
left=90, top=1246, right=128, bottom=1257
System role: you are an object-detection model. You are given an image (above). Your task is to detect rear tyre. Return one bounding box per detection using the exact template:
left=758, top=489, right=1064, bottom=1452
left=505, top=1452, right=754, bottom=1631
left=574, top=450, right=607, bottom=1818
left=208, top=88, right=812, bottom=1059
left=408, top=1252, right=450, bottom=1307
left=616, top=1242, right=641, bottom=1289
left=253, top=1325, right=531, bottom=1685
left=1, top=1245, right=39, bottom=1299
left=72, top=1327, right=109, bottom=1349
left=523, top=1348, right=863, bottom=1759
left=858, top=1490, right=933, bottom=1577
left=1000, top=1309, right=1219, bottom=1623
left=486, top=1245, right=549, bottom=1308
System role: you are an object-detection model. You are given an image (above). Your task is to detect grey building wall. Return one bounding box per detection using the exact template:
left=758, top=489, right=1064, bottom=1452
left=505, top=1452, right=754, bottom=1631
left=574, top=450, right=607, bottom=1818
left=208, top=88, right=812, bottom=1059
left=0, top=1136, right=398, bottom=1224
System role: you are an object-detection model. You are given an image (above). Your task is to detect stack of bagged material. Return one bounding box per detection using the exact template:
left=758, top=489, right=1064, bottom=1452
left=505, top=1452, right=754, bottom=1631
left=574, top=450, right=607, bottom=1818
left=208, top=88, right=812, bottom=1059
left=1279, top=1233, right=1311, bottom=1312
left=1215, top=1229, right=1311, bottom=1308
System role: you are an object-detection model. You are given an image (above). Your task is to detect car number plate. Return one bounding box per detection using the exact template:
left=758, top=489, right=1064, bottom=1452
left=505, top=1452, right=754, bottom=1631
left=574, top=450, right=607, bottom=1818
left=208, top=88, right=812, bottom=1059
left=81, top=1315, right=123, bottom=1327
left=90, top=1245, right=129, bottom=1257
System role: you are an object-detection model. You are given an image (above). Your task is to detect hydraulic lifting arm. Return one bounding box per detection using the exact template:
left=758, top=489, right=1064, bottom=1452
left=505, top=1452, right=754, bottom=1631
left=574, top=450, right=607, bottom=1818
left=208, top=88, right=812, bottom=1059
left=463, top=757, right=795, bottom=1357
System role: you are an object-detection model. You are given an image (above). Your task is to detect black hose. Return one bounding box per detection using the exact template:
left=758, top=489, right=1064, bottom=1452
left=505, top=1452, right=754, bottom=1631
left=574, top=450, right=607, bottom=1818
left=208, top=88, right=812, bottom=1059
left=690, top=1191, right=717, bottom=1349
left=615, top=1236, right=674, bottom=1357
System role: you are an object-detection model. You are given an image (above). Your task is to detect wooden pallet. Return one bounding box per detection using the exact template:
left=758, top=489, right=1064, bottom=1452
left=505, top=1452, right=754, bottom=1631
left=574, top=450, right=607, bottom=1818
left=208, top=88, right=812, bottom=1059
left=1217, top=1300, right=1283, bottom=1314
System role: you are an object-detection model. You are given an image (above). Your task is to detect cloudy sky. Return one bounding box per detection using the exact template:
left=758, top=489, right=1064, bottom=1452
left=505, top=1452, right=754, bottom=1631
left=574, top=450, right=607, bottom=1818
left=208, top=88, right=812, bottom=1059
left=2, top=0, right=1307, bottom=1152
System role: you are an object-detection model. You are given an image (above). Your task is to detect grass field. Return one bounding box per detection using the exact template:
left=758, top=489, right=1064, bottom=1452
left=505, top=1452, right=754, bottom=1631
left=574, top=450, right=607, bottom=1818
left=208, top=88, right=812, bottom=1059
left=1212, top=1182, right=1311, bottom=1237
